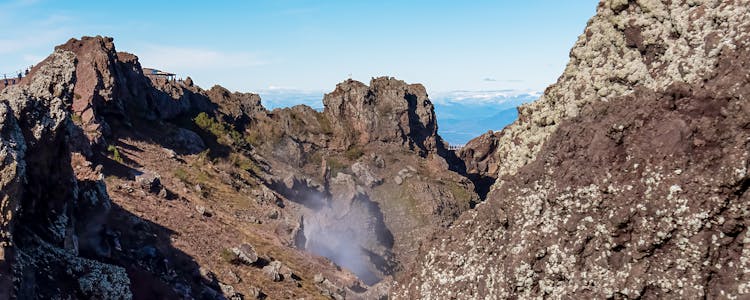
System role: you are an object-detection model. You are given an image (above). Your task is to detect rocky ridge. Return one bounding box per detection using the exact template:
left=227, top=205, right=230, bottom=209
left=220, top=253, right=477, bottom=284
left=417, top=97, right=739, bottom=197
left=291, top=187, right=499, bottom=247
left=0, top=35, right=481, bottom=299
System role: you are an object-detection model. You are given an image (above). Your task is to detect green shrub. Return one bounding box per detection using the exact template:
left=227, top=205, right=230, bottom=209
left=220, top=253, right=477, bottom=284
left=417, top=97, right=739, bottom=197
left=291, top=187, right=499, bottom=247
left=107, top=145, right=123, bottom=163
left=193, top=112, right=247, bottom=148
left=306, top=151, right=323, bottom=167
left=244, top=130, right=261, bottom=146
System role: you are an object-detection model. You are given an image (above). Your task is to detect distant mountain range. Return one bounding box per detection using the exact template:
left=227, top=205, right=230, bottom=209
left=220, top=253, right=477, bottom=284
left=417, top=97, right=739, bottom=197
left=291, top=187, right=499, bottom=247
left=257, top=89, right=540, bottom=145
left=430, top=90, right=539, bottom=144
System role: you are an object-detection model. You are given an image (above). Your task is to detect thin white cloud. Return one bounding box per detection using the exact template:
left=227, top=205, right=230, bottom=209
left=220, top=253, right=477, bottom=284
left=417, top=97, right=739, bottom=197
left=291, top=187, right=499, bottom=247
left=0, top=28, right=72, bottom=55
left=432, top=90, right=540, bottom=103
left=136, top=45, right=268, bottom=71
left=0, top=1, right=75, bottom=74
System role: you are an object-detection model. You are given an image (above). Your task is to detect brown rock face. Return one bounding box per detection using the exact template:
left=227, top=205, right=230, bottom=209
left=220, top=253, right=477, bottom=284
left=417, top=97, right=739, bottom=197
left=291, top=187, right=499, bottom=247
left=0, top=49, right=132, bottom=299
left=206, top=85, right=264, bottom=129
left=456, top=130, right=502, bottom=198
left=323, top=77, right=443, bottom=155
left=56, top=37, right=146, bottom=145
left=396, top=1, right=750, bottom=298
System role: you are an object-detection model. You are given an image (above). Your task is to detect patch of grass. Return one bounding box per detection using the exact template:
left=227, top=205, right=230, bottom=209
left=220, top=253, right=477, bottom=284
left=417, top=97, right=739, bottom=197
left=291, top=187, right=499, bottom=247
left=344, top=145, right=364, bottom=161
left=230, top=153, right=263, bottom=175
left=220, top=248, right=238, bottom=265
left=244, top=130, right=261, bottom=146
left=445, top=181, right=475, bottom=208
left=174, top=167, right=189, bottom=184
left=107, top=145, right=123, bottom=164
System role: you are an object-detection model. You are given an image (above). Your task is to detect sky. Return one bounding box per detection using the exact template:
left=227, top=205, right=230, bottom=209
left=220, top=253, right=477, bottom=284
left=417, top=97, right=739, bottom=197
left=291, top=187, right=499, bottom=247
left=0, top=0, right=598, bottom=94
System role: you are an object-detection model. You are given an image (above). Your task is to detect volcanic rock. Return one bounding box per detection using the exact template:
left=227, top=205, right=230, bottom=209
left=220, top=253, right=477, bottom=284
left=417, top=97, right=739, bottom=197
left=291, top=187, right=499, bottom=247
left=323, top=77, right=444, bottom=155
left=262, top=260, right=283, bottom=282
left=231, top=243, right=258, bottom=265
left=396, top=1, right=750, bottom=298
left=351, top=162, right=383, bottom=187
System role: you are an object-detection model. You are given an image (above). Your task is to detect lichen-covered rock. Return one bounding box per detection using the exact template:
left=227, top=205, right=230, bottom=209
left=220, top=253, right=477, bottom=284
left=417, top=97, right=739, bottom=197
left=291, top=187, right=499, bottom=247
left=0, top=48, right=133, bottom=298
left=352, top=162, right=383, bottom=188
left=396, top=1, right=750, bottom=297
left=491, top=0, right=750, bottom=181
left=231, top=243, right=258, bottom=265
left=262, top=260, right=283, bottom=282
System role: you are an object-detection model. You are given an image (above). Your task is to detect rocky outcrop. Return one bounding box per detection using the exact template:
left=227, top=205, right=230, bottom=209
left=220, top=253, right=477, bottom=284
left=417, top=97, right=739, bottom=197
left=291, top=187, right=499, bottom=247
left=456, top=130, right=501, bottom=198
left=491, top=0, right=750, bottom=181
left=56, top=37, right=148, bottom=146
left=206, top=85, right=264, bottom=129
left=458, top=131, right=500, bottom=178
left=323, top=77, right=444, bottom=155
left=396, top=1, right=750, bottom=298
left=0, top=49, right=133, bottom=299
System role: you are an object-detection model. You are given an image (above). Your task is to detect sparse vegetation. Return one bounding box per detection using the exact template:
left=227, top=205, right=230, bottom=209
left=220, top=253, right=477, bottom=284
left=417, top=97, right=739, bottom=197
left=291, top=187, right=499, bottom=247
left=107, top=145, right=123, bottom=163
left=174, top=167, right=189, bottom=183
left=306, top=151, right=323, bottom=167
left=445, top=181, right=475, bottom=208
left=244, top=130, right=261, bottom=146
left=315, top=113, right=333, bottom=134
left=229, top=153, right=263, bottom=175
left=345, top=145, right=364, bottom=160
left=193, top=112, right=247, bottom=148
left=220, top=248, right=238, bottom=265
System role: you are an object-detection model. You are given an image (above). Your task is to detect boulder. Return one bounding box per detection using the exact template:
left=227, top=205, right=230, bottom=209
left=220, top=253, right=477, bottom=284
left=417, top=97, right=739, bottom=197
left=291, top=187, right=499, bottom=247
left=164, top=127, right=206, bottom=155
left=231, top=243, right=258, bottom=265
left=351, top=162, right=382, bottom=187
left=262, top=261, right=283, bottom=282
left=135, top=173, right=163, bottom=194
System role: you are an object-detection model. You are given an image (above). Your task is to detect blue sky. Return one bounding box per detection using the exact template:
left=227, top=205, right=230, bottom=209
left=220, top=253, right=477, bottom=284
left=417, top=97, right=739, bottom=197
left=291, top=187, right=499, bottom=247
left=0, top=0, right=597, bottom=94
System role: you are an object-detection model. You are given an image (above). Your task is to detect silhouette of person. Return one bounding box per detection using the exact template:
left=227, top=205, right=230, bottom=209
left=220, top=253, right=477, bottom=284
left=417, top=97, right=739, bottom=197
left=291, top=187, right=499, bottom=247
left=24, top=69, right=29, bottom=76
